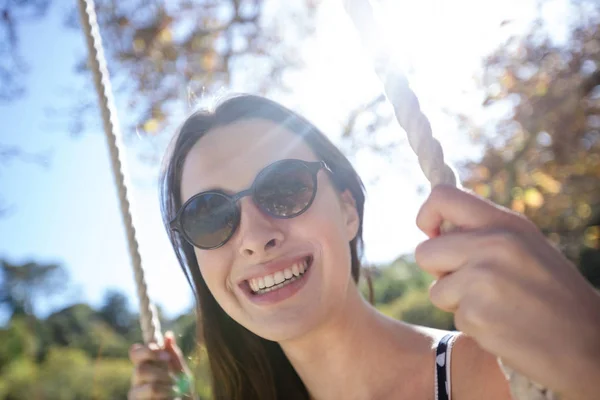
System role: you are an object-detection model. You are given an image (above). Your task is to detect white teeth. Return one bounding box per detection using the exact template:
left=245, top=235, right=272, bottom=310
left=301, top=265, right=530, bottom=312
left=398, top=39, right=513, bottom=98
left=274, top=271, right=285, bottom=285
left=248, top=257, right=312, bottom=294
left=264, top=275, right=274, bottom=288
left=292, top=264, right=300, bottom=277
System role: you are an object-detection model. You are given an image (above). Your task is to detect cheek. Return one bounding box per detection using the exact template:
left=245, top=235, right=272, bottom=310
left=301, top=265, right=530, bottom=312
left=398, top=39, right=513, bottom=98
left=194, top=249, right=235, bottom=304
left=302, top=191, right=354, bottom=268
left=314, top=190, right=352, bottom=241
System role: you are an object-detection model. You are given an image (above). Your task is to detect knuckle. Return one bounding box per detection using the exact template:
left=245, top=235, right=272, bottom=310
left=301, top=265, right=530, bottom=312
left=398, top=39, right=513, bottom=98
left=498, top=205, right=539, bottom=233
left=129, top=343, right=142, bottom=361
left=131, top=344, right=155, bottom=364
left=511, top=210, right=538, bottom=231
left=473, top=265, right=497, bottom=291
left=473, top=274, right=502, bottom=310
left=482, top=230, right=522, bottom=255
left=456, top=301, right=486, bottom=332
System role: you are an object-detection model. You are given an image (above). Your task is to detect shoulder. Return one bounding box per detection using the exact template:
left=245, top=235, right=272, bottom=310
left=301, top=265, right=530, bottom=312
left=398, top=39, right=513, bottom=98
left=450, top=333, right=513, bottom=400
left=388, top=324, right=511, bottom=400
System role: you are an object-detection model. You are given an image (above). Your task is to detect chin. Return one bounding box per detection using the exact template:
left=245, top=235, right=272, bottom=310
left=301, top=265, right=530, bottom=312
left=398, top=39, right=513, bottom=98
left=250, top=317, right=322, bottom=343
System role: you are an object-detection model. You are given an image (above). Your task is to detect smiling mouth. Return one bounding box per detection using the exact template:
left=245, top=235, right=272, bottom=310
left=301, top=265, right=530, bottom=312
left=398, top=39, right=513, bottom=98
left=247, top=255, right=313, bottom=296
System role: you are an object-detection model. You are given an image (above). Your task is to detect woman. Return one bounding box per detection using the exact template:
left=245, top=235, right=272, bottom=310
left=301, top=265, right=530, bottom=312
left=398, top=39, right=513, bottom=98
left=128, top=94, right=600, bottom=400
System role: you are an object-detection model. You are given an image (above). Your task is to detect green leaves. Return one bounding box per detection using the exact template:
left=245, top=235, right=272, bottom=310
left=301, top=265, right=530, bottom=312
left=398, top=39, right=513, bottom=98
left=360, top=256, right=455, bottom=330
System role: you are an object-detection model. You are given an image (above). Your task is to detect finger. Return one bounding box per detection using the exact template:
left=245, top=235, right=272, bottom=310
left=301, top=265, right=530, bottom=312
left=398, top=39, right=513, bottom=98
left=416, top=185, right=536, bottom=238
left=418, top=229, right=530, bottom=280
left=428, top=267, right=472, bottom=313
left=164, top=331, right=188, bottom=373
left=128, top=382, right=174, bottom=400
left=415, top=229, right=520, bottom=277
left=132, top=361, right=172, bottom=387
left=130, top=343, right=171, bottom=366
left=415, top=231, right=477, bottom=277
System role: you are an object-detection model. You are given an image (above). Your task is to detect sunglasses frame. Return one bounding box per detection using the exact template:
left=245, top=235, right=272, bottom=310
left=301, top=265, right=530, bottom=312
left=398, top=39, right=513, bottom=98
left=169, top=159, right=332, bottom=250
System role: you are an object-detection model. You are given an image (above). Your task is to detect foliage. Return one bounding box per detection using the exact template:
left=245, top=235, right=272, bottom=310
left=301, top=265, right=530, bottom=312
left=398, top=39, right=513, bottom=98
left=361, top=256, right=454, bottom=330
left=0, top=253, right=449, bottom=399
left=0, top=0, right=318, bottom=214
left=2, top=0, right=600, bottom=397
left=0, top=260, right=67, bottom=318
left=0, top=357, right=40, bottom=399
left=62, top=0, right=318, bottom=140
left=458, top=1, right=600, bottom=274
left=0, top=317, right=37, bottom=370
left=98, top=289, right=135, bottom=335
left=0, top=0, right=51, bottom=101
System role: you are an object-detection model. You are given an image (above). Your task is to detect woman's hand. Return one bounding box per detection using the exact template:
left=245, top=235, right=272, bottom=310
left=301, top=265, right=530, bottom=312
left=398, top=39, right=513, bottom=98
left=128, top=331, right=193, bottom=400
left=415, top=185, right=600, bottom=399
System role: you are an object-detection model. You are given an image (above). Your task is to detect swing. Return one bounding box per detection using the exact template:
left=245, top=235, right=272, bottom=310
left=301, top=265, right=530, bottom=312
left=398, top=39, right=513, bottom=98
left=77, top=0, right=557, bottom=398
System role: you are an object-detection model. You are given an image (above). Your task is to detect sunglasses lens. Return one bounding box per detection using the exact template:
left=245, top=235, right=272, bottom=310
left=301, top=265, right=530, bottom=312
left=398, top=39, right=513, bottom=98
left=255, top=161, right=316, bottom=217
left=181, top=193, right=237, bottom=248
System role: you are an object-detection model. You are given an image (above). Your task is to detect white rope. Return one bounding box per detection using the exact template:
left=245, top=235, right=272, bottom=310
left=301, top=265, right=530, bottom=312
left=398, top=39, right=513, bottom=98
left=342, top=1, right=558, bottom=399
left=77, top=0, right=162, bottom=347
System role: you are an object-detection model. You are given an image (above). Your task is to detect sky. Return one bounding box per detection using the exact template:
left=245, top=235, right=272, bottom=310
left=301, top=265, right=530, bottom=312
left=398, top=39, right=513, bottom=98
left=0, top=0, right=569, bottom=324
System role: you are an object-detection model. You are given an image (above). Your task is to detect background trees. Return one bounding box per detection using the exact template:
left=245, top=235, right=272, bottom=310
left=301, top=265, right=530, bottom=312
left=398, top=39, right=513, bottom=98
left=1, top=0, right=598, bottom=398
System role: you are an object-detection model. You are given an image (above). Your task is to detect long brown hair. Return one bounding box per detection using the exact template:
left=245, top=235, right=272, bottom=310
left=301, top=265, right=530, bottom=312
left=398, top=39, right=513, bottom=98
left=159, top=94, right=367, bottom=399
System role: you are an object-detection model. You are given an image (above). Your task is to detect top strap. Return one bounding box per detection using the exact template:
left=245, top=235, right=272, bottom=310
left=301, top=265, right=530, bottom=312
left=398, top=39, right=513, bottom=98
left=435, top=332, right=460, bottom=400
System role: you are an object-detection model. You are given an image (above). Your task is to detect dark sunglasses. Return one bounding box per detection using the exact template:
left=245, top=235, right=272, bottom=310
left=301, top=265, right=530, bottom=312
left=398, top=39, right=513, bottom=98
left=170, top=159, right=332, bottom=249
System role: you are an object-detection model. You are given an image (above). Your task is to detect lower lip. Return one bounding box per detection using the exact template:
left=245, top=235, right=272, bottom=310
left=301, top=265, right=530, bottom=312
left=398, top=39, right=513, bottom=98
left=244, top=260, right=313, bottom=306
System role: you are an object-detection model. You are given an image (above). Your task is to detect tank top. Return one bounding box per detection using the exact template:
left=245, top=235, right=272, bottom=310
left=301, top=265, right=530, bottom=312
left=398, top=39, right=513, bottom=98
left=435, top=332, right=460, bottom=400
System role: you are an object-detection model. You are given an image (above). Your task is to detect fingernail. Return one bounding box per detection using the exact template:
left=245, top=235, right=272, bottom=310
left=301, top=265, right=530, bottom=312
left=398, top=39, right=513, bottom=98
left=159, top=351, right=170, bottom=361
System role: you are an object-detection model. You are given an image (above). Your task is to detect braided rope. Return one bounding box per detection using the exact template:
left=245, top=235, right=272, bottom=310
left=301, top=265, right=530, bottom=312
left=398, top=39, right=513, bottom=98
left=77, top=0, right=162, bottom=346
left=342, top=1, right=557, bottom=399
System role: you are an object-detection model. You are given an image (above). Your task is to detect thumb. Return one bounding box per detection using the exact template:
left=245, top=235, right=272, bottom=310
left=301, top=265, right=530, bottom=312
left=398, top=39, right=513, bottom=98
left=164, top=331, right=188, bottom=373
left=416, top=185, right=537, bottom=238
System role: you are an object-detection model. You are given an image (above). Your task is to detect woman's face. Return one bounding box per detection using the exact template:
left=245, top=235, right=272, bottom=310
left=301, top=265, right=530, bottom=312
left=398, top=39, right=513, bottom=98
left=179, top=118, right=359, bottom=341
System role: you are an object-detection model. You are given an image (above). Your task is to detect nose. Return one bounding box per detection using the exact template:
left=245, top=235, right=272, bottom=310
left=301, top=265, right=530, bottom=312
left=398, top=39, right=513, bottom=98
left=236, top=197, right=285, bottom=257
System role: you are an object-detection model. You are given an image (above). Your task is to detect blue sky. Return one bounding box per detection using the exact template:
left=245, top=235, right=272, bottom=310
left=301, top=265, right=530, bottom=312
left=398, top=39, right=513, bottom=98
left=0, top=3, right=190, bottom=321
left=0, top=0, right=568, bottom=325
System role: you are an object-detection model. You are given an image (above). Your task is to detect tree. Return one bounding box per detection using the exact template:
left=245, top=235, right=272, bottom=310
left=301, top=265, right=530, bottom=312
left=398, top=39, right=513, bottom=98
left=360, top=256, right=455, bottom=330
left=0, top=260, right=67, bottom=318
left=74, top=0, right=317, bottom=137
left=1, top=0, right=320, bottom=215
left=0, top=317, right=38, bottom=370
left=44, top=303, right=130, bottom=358
left=457, top=0, right=600, bottom=269
left=0, top=0, right=52, bottom=215
left=0, top=0, right=51, bottom=102
left=98, top=289, right=134, bottom=335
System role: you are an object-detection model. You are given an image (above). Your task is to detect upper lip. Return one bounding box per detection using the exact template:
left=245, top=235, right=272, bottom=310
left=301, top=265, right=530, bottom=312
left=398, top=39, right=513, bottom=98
left=235, top=253, right=312, bottom=285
